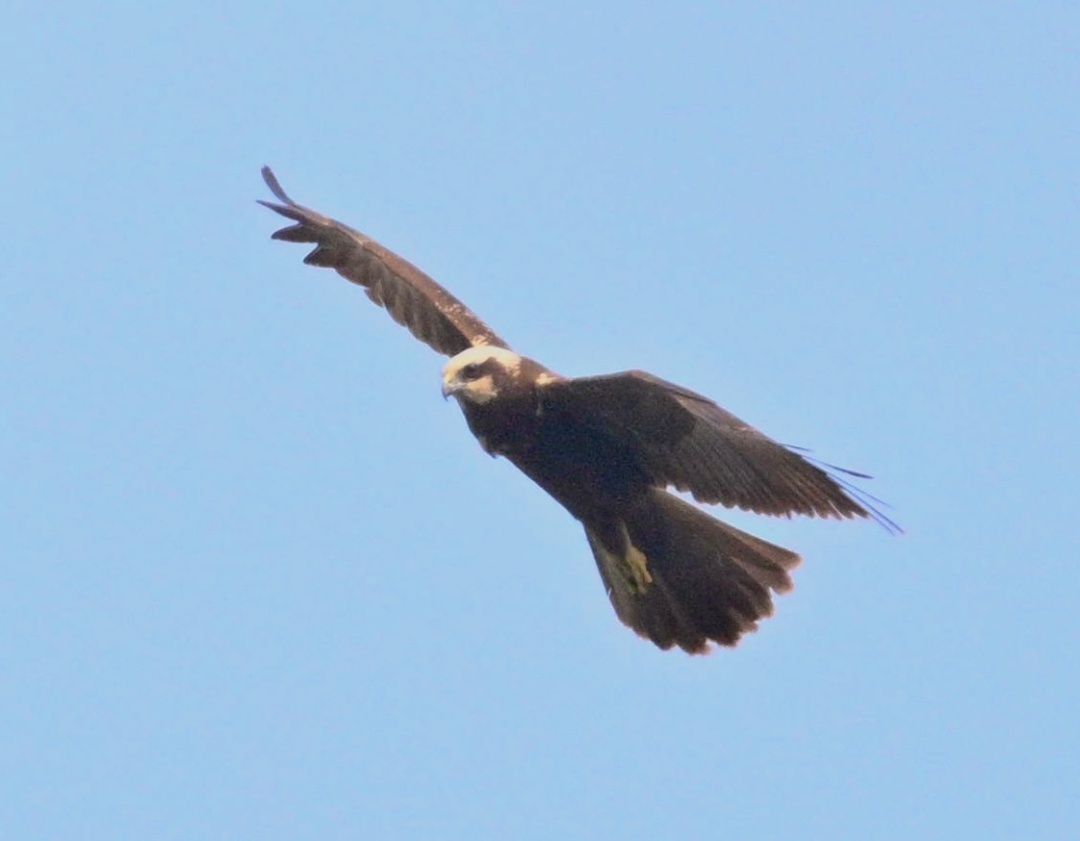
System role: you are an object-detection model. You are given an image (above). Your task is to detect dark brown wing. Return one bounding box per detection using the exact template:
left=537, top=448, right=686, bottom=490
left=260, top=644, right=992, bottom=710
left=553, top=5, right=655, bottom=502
left=259, top=167, right=511, bottom=357
left=539, top=371, right=896, bottom=528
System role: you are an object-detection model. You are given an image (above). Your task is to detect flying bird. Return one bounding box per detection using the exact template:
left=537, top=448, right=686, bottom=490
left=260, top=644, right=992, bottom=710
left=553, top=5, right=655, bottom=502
left=258, top=167, right=893, bottom=654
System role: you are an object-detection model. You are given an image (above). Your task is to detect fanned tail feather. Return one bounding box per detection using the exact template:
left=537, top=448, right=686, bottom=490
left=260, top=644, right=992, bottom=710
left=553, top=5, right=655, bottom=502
left=585, top=490, right=801, bottom=654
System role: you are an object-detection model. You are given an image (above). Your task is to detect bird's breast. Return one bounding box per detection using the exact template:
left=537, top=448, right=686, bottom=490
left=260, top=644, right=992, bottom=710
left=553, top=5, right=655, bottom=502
left=460, top=398, right=651, bottom=520
left=460, top=395, right=543, bottom=457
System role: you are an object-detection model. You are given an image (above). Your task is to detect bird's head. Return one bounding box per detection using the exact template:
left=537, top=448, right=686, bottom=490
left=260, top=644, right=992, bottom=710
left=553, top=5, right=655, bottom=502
left=441, top=346, right=529, bottom=405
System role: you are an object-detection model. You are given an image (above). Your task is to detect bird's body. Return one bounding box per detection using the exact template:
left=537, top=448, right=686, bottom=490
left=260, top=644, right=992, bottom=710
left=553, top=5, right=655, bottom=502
left=259, top=167, right=893, bottom=654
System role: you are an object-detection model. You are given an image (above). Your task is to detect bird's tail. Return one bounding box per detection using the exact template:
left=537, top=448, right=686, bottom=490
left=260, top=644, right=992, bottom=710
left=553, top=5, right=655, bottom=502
left=583, top=490, right=801, bottom=654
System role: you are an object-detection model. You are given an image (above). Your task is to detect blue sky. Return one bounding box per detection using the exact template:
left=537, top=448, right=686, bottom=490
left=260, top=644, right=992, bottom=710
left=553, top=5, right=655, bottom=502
left=3, top=3, right=1078, bottom=839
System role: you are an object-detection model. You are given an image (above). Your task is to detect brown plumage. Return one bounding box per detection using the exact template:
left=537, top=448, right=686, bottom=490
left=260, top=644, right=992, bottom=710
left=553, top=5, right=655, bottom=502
left=259, top=167, right=895, bottom=654
left=259, top=167, right=508, bottom=355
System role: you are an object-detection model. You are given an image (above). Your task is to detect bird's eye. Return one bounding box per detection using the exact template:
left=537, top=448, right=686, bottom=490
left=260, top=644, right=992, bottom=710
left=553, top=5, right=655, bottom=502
left=461, top=363, right=481, bottom=379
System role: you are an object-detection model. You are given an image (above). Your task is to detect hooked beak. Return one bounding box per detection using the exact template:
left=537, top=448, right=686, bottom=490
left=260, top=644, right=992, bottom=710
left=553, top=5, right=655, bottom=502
left=441, top=377, right=462, bottom=400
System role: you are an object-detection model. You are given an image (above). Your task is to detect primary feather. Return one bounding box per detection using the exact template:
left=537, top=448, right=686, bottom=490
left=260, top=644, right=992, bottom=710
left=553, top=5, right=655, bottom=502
left=259, top=167, right=508, bottom=356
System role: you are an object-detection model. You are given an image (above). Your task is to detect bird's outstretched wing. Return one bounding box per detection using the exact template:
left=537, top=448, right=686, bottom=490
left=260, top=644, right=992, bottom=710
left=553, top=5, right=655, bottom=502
left=259, top=167, right=511, bottom=357
left=539, top=371, right=898, bottom=530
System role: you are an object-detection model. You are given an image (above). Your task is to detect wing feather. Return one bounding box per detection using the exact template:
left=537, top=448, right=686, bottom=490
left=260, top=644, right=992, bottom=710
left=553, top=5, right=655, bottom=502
left=540, top=371, right=897, bottom=529
left=259, top=167, right=510, bottom=358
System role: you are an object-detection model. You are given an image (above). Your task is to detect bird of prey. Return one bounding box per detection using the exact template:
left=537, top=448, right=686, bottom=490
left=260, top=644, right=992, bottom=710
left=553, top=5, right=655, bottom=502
left=258, top=167, right=893, bottom=654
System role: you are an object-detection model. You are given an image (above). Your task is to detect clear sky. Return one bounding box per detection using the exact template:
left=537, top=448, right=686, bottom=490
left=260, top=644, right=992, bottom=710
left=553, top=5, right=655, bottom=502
left=3, top=3, right=1077, bottom=839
